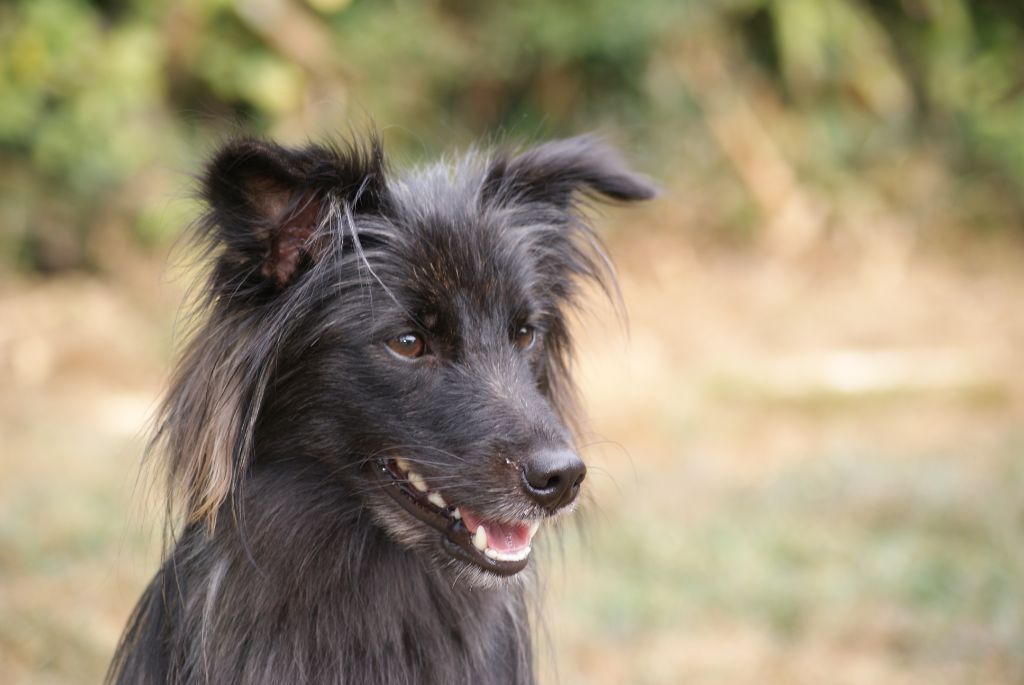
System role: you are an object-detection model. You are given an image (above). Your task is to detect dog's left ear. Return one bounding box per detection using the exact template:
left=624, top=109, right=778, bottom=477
left=480, top=136, right=654, bottom=434
left=481, top=134, right=657, bottom=209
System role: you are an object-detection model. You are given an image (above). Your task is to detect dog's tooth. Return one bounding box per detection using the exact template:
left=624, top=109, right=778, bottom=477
left=473, top=525, right=487, bottom=551
left=394, top=457, right=412, bottom=473
left=506, top=546, right=531, bottom=562
left=528, top=520, right=541, bottom=538
left=485, top=546, right=531, bottom=562
left=451, top=507, right=461, bottom=520
left=427, top=491, right=446, bottom=509
left=407, top=471, right=428, bottom=492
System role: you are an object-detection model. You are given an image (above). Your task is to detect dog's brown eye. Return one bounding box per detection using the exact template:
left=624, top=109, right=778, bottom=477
left=386, top=333, right=425, bottom=359
left=513, top=324, right=536, bottom=350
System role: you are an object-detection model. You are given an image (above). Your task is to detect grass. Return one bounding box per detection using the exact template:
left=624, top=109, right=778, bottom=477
left=566, top=446, right=1023, bottom=632
left=544, top=442, right=1024, bottom=684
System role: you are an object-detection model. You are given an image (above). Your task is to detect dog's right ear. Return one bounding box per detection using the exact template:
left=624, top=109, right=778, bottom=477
left=166, top=137, right=388, bottom=531
left=201, top=136, right=388, bottom=289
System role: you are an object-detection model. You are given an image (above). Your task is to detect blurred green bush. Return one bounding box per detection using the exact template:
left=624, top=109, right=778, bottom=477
left=1, top=0, right=1023, bottom=271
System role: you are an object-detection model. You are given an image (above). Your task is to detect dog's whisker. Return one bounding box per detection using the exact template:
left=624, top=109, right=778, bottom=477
left=362, top=444, right=473, bottom=465
left=576, top=463, right=622, bottom=487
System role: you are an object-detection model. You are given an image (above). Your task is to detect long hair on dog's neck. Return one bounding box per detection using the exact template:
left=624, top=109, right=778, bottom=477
left=111, top=132, right=654, bottom=685
left=152, top=137, right=389, bottom=532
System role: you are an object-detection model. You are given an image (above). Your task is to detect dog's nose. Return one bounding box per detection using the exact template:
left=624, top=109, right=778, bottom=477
left=520, top=449, right=586, bottom=511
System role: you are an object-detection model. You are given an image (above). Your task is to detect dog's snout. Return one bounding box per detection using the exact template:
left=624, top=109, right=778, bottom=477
left=520, top=449, right=586, bottom=511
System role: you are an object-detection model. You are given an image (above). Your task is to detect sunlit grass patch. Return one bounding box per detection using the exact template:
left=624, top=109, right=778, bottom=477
left=555, top=440, right=1024, bottom=678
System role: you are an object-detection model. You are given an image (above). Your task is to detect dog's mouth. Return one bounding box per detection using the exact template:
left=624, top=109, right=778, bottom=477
left=371, top=458, right=540, bottom=576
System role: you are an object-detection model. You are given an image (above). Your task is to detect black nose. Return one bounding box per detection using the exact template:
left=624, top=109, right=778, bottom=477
left=521, top=449, right=586, bottom=511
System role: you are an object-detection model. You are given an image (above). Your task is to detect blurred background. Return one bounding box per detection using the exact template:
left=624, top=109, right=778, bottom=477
left=1, top=0, right=1023, bottom=683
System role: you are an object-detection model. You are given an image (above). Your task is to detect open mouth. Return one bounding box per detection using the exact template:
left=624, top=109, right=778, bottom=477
left=371, top=458, right=541, bottom=576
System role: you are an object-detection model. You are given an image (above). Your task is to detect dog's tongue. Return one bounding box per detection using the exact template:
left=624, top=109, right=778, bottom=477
left=460, top=510, right=532, bottom=553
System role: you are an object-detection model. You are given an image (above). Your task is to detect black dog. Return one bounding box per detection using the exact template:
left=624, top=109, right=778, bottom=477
left=108, top=133, right=653, bottom=684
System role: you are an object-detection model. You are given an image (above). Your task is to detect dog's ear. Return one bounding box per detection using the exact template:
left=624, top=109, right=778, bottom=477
left=481, top=136, right=653, bottom=435
left=164, top=136, right=387, bottom=531
left=481, top=134, right=656, bottom=209
left=202, top=136, right=388, bottom=288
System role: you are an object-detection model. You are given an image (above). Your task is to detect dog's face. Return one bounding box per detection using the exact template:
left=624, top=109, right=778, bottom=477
left=183, top=135, right=653, bottom=585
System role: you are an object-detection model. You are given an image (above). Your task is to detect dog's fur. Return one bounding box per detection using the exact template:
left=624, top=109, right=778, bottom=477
left=108, top=133, right=653, bottom=685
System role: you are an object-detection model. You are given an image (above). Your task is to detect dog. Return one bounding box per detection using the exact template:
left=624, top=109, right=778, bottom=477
left=108, top=132, right=654, bottom=684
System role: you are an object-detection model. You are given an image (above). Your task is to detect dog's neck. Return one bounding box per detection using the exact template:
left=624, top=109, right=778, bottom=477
left=138, top=462, right=537, bottom=685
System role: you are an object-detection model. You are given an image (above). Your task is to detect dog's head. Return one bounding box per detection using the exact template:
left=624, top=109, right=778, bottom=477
left=160, top=133, right=654, bottom=584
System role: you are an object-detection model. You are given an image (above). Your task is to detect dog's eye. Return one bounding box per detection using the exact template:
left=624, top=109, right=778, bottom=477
left=386, top=333, right=425, bottom=359
left=513, top=324, right=536, bottom=351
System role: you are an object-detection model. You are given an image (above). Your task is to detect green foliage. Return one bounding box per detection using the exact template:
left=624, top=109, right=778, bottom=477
left=1, top=0, right=1023, bottom=270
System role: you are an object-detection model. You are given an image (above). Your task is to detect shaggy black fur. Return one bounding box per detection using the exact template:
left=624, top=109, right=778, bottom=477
left=108, top=132, right=654, bottom=684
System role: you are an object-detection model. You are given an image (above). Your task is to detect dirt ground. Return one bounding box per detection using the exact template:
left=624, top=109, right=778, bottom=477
left=1, top=225, right=1022, bottom=684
